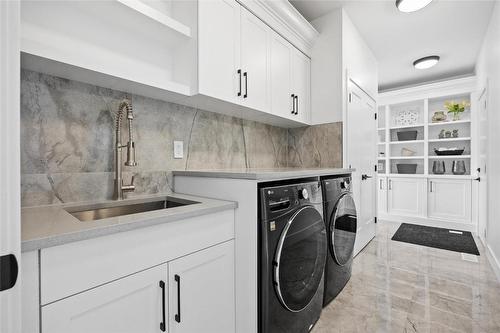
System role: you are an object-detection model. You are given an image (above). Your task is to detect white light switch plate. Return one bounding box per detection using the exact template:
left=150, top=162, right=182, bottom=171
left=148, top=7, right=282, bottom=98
left=173, top=141, right=183, bottom=159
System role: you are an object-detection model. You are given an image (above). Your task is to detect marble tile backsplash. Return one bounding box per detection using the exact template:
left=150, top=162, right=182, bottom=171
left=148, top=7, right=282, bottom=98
left=20, top=70, right=342, bottom=207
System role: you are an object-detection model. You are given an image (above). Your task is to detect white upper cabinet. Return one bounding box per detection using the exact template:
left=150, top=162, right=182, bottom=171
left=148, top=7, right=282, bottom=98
left=198, top=0, right=241, bottom=104
left=291, top=49, right=311, bottom=123
left=21, top=0, right=316, bottom=127
left=428, top=179, right=472, bottom=223
left=42, top=264, right=166, bottom=333
left=240, top=9, right=270, bottom=112
left=270, top=32, right=293, bottom=119
left=168, top=241, right=235, bottom=333
left=196, top=0, right=312, bottom=126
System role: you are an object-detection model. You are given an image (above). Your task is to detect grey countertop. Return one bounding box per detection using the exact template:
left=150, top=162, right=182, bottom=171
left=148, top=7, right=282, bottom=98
left=173, top=168, right=353, bottom=181
left=21, top=193, right=237, bottom=252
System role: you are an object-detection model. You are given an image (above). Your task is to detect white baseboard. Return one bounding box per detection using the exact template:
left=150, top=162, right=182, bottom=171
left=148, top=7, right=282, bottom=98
left=486, top=244, right=500, bottom=282
left=378, top=214, right=475, bottom=232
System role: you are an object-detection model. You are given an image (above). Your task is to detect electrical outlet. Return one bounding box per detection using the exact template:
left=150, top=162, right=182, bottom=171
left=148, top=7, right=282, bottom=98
left=174, top=141, right=183, bottom=159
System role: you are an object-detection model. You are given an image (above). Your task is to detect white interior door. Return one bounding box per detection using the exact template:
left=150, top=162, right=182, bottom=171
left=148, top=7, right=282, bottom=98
left=346, top=79, right=377, bottom=256
left=0, top=1, right=21, bottom=332
left=478, top=89, right=488, bottom=242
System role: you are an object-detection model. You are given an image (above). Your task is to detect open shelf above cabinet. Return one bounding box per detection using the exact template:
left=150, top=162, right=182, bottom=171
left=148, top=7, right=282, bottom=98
left=428, top=119, right=471, bottom=126
left=116, top=0, right=192, bottom=38
left=429, top=155, right=471, bottom=159
left=428, top=137, right=471, bottom=142
left=20, top=0, right=197, bottom=101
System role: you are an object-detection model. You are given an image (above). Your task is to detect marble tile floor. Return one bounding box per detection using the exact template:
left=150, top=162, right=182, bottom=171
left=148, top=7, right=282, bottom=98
left=312, top=222, right=500, bottom=333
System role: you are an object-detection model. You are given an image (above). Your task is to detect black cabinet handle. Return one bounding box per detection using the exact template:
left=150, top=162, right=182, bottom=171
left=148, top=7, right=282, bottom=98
left=174, top=274, right=181, bottom=323
left=243, top=72, right=248, bottom=98
left=159, top=281, right=166, bottom=332
left=237, top=69, right=242, bottom=97
left=474, top=177, right=481, bottom=182
left=295, top=95, right=299, bottom=115
left=361, top=174, right=373, bottom=181
left=291, top=94, right=295, bottom=114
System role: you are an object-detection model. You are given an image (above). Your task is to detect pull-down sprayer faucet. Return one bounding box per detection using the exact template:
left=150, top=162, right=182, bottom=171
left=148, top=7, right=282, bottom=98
left=114, top=98, right=137, bottom=200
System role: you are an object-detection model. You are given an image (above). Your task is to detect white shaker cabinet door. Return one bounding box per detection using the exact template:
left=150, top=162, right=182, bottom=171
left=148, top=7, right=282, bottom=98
left=428, top=179, right=472, bottom=223
left=168, top=240, right=235, bottom=333
left=240, top=8, right=270, bottom=112
left=42, top=264, right=167, bottom=333
left=198, top=0, right=241, bottom=104
left=387, top=177, right=426, bottom=217
left=291, top=48, right=311, bottom=123
left=270, top=32, right=293, bottom=119
left=377, top=176, right=387, bottom=214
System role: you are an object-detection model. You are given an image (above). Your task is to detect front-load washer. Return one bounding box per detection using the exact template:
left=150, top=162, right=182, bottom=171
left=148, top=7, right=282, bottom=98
left=259, top=180, right=327, bottom=333
left=321, top=175, right=357, bottom=307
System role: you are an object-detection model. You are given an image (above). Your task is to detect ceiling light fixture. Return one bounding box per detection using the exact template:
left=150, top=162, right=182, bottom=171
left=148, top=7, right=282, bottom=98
left=396, top=0, right=433, bottom=13
left=413, top=55, right=440, bottom=69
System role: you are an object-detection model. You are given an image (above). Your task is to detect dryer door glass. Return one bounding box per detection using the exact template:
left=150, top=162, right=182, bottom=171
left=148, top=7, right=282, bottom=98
left=330, top=194, right=357, bottom=266
left=274, top=206, right=327, bottom=312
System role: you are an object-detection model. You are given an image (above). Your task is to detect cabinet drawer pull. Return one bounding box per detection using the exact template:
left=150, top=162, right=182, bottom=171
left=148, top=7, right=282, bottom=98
left=380, top=179, right=383, bottom=190
left=388, top=179, right=392, bottom=190
left=175, top=274, right=181, bottom=323
left=430, top=181, right=433, bottom=193
left=291, top=94, right=295, bottom=114
left=159, top=280, right=166, bottom=332
left=294, top=95, right=299, bottom=115
left=237, top=69, right=242, bottom=97
left=243, top=72, right=248, bottom=98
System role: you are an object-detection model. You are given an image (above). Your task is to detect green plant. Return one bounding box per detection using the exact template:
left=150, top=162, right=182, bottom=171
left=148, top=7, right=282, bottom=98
left=444, top=100, right=470, bottom=119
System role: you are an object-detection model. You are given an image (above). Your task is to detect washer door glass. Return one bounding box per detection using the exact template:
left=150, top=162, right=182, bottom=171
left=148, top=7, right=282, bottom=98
left=330, top=194, right=357, bottom=266
left=274, top=206, right=327, bottom=312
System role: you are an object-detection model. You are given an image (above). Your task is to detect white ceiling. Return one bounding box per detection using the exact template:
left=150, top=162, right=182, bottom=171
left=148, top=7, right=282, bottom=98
left=290, top=0, right=496, bottom=91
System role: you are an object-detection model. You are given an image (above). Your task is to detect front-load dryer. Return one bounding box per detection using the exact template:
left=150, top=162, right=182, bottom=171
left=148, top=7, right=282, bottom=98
left=259, top=180, right=326, bottom=333
left=321, top=175, right=357, bottom=307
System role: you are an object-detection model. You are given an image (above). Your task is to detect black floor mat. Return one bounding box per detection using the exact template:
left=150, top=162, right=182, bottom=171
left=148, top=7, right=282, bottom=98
left=391, top=223, right=480, bottom=255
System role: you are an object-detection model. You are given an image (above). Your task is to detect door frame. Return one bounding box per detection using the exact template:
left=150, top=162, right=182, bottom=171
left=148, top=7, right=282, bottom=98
left=0, top=1, right=21, bottom=332
left=477, top=85, right=489, bottom=243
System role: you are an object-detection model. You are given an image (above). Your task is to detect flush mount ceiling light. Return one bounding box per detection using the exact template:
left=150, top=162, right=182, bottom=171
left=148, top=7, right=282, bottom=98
left=396, top=0, right=433, bottom=12
left=413, top=55, right=440, bottom=69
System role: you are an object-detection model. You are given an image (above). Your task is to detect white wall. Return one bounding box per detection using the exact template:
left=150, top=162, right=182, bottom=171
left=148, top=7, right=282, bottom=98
left=310, top=8, right=378, bottom=124
left=341, top=10, right=378, bottom=100
left=475, top=2, right=500, bottom=272
left=310, top=9, right=343, bottom=124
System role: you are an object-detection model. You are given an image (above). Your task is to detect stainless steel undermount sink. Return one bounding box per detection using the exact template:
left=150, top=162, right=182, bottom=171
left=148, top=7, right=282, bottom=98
left=65, top=197, right=199, bottom=222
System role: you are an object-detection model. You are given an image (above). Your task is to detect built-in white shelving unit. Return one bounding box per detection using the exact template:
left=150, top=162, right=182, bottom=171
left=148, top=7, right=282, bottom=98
left=377, top=92, right=475, bottom=177
left=376, top=77, right=479, bottom=231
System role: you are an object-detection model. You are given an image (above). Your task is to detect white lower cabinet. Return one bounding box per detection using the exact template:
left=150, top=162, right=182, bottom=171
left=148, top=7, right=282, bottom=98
left=428, top=179, right=472, bottom=223
left=387, top=177, right=426, bottom=217
left=42, top=241, right=235, bottom=333
left=42, top=264, right=165, bottom=333
left=168, top=240, right=234, bottom=333
left=379, top=177, right=474, bottom=227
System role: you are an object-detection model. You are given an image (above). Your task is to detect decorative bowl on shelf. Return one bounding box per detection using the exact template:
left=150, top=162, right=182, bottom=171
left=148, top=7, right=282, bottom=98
left=434, top=147, right=465, bottom=156
left=396, top=164, right=417, bottom=174
left=397, top=130, right=418, bottom=141
left=401, top=148, right=416, bottom=156
left=432, top=111, right=447, bottom=123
